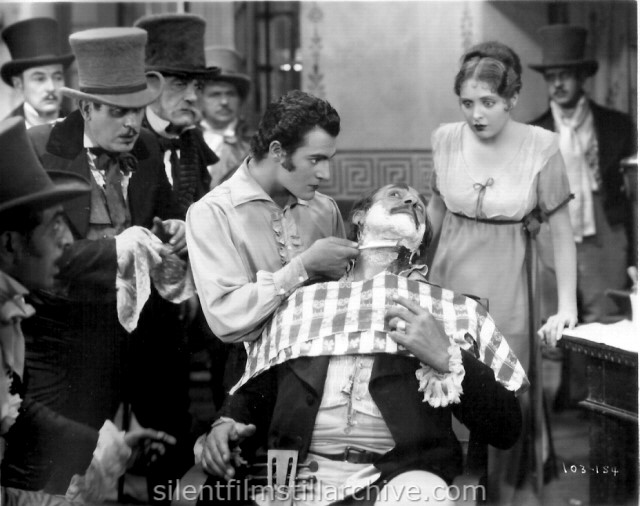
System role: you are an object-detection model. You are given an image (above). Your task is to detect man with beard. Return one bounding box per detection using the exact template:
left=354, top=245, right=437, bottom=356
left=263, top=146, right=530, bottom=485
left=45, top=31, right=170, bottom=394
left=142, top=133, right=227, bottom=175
left=186, top=90, right=360, bottom=403
left=194, top=183, right=526, bottom=506
left=1, top=18, right=74, bottom=127
left=529, top=25, right=637, bottom=408
left=21, top=27, right=186, bottom=493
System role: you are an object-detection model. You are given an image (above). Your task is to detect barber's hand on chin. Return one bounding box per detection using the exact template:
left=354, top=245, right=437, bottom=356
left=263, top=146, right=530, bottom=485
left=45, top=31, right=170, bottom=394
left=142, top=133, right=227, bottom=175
left=385, top=295, right=451, bottom=373
left=201, top=420, right=256, bottom=480
left=151, top=217, right=187, bottom=257
left=300, top=237, right=359, bottom=280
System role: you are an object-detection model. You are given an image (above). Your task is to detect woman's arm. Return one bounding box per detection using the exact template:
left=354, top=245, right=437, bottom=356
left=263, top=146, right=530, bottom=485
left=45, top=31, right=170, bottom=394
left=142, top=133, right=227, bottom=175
left=539, top=205, right=578, bottom=345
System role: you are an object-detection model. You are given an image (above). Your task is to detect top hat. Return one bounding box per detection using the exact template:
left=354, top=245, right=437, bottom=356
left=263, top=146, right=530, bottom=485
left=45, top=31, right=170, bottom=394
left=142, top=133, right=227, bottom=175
left=60, top=27, right=163, bottom=109
left=0, top=117, right=90, bottom=216
left=134, top=14, right=219, bottom=79
left=204, top=46, right=251, bottom=98
left=529, top=24, right=599, bottom=76
left=1, top=17, right=75, bottom=86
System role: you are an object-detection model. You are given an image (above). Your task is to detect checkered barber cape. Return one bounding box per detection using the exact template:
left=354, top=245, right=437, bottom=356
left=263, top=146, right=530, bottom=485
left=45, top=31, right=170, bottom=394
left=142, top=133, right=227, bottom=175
left=234, top=271, right=529, bottom=396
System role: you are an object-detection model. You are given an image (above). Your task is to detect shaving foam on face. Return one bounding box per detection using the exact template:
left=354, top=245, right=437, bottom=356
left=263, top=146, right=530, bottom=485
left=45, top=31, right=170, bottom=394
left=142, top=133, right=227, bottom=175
left=358, top=202, right=425, bottom=252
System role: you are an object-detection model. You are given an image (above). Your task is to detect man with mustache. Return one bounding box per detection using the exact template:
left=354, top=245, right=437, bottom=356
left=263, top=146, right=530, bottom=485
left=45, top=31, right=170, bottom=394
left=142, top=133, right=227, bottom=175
left=21, top=27, right=186, bottom=493
left=1, top=18, right=74, bottom=128
left=194, top=183, right=525, bottom=506
left=200, top=47, right=253, bottom=189
left=529, top=25, right=637, bottom=409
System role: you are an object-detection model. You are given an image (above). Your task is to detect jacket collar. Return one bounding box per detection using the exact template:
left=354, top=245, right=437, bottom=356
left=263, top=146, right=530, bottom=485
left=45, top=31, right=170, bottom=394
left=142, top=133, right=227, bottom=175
left=46, top=109, right=151, bottom=162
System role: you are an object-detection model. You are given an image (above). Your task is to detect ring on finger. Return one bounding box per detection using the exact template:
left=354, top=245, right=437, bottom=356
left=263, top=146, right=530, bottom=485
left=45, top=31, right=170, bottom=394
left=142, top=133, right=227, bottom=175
left=397, top=320, right=406, bottom=332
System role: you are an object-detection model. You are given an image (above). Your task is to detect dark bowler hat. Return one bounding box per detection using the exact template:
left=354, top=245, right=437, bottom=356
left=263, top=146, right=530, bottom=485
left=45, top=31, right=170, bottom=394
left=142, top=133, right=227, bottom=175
left=134, top=14, right=219, bottom=79
left=0, top=117, right=90, bottom=216
left=1, top=17, right=75, bottom=86
left=204, top=46, right=251, bottom=99
left=529, top=24, right=598, bottom=76
left=60, top=27, right=163, bottom=109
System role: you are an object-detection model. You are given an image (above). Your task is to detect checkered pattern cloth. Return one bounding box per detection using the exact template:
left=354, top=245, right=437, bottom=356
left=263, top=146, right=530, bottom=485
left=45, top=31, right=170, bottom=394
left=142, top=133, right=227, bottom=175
left=234, top=271, right=529, bottom=395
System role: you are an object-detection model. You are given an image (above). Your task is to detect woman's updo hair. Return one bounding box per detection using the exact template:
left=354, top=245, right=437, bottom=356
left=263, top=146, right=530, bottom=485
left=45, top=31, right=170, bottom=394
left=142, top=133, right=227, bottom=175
left=454, top=41, right=522, bottom=99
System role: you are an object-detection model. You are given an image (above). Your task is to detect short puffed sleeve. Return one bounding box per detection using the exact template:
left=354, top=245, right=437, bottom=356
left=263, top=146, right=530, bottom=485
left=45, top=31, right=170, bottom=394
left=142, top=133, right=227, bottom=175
left=535, top=131, right=573, bottom=216
left=430, top=123, right=462, bottom=198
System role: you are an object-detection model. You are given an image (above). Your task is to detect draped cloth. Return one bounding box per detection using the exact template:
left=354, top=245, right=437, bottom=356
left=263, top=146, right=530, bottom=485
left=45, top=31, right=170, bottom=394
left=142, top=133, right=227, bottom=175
left=550, top=97, right=599, bottom=242
left=234, top=271, right=529, bottom=397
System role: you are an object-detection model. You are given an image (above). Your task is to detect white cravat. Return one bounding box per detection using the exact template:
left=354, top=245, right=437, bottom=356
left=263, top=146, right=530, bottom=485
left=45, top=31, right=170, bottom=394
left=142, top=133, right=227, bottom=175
left=551, top=96, right=598, bottom=241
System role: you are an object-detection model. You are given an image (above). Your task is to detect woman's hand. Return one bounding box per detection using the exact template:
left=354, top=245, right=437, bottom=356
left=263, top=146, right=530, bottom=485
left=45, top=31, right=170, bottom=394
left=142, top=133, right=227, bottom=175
left=538, top=309, right=577, bottom=347
left=385, top=294, right=451, bottom=372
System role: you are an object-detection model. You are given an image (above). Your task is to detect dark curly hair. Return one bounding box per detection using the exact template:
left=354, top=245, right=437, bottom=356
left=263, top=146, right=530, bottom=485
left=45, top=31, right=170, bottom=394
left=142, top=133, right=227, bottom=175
left=347, top=184, right=433, bottom=257
left=250, top=90, right=340, bottom=163
left=454, top=41, right=522, bottom=99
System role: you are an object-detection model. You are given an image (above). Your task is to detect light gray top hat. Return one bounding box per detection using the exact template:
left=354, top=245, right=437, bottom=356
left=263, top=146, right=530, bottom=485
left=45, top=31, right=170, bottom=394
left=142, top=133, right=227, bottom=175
left=60, top=27, right=163, bottom=108
left=204, top=46, right=251, bottom=98
left=529, top=24, right=598, bottom=76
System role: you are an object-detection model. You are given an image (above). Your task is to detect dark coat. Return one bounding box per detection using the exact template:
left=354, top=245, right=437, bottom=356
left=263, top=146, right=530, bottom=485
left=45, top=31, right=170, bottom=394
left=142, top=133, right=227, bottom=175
left=530, top=100, right=637, bottom=228
left=142, top=115, right=217, bottom=219
left=221, top=351, right=522, bottom=485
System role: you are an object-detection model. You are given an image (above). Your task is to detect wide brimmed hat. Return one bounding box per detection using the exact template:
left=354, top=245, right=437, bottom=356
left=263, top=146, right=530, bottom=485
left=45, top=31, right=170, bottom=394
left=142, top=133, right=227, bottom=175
left=134, top=14, right=219, bottom=78
left=1, top=17, right=75, bottom=86
left=60, top=27, right=163, bottom=108
left=0, top=117, right=90, bottom=216
left=529, top=24, right=598, bottom=76
left=204, top=46, right=251, bottom=98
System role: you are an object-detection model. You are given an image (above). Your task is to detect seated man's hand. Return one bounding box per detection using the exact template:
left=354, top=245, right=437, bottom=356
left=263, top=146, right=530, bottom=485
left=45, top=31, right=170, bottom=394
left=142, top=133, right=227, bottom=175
left=198, top=419, right=256, bottom=480
left=386, top=294, right=451, bottom=373
left=124, top=427, right=177, bottom=468
left=299, top=237, right=359, bottom=280
left=151, top=217, right=187, bottom=257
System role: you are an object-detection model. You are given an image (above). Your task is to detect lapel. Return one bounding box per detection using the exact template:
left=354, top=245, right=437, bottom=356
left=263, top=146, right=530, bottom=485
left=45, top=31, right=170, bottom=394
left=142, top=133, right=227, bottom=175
left=286, top=356, right=330, bottom=398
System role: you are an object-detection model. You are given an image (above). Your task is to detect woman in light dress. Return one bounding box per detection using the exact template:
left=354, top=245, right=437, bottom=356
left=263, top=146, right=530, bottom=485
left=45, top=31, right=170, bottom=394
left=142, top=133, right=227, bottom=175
left=427, top=41, right=578, bottom=504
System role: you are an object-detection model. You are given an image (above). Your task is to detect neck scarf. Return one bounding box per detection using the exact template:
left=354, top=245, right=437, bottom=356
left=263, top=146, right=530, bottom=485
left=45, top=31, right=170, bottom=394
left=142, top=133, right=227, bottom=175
left=550, top=96, right=598, bottom=241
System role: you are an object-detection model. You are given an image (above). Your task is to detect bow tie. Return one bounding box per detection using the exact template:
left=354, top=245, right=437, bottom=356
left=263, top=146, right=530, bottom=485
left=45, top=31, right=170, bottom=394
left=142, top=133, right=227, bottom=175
left=88, top=148, right=137, bottom=174
left=157, top=135, right=182, bottom=153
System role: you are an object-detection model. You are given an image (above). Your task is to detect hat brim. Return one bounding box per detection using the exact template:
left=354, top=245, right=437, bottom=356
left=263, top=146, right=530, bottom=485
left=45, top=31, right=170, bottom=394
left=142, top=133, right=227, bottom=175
left=529, top=60, right=599, bottom=77
left=204, top=74, right=251, bottom=99
left=1, top=53, right=75, bottom=86
left=147, top=65, right=220, bottom=79
left=60, top=71, right=164, bottom=108
left=0, top=178, right=90, bottom=216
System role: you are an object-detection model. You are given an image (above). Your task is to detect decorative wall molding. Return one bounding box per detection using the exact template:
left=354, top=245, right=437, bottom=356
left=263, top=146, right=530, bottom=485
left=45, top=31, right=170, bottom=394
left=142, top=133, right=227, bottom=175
left=318, top=150, right=434, bottom=203
left=461, top=2, right=474, bottom=53
left=306, top=2, right=325, bottom=98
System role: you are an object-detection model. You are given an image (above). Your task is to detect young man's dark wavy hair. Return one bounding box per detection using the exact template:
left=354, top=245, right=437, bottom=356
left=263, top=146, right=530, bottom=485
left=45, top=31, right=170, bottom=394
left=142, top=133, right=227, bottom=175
left=250, top=90, right=340, bottom=164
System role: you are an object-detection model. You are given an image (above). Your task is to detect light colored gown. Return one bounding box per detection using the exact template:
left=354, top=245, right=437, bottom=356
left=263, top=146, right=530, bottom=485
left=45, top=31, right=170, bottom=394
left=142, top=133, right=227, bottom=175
left=428, top=121, right=572, bottom=503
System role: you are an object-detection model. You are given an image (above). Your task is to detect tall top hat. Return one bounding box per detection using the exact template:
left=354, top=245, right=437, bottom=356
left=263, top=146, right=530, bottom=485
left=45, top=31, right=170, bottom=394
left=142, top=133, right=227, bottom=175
left=1, top=17, right=75, bottom=86
left=204, top=46, right=251, bottom=99
left=60, top=27, right=163, bottom=109
left=0, top=117, right=90, bottom=216
left=529, top=24, right=599, bottom=76
left=134, top=14, right=219, bottom=78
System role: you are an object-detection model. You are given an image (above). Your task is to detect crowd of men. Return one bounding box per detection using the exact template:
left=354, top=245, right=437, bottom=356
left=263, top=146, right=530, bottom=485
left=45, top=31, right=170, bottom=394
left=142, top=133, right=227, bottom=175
left=0, top=12, right=635, bottom=506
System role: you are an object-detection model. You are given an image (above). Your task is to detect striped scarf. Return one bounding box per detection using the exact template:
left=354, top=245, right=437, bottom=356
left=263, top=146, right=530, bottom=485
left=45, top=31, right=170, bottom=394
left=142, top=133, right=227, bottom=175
left=234, top=271, right=529, bottom=395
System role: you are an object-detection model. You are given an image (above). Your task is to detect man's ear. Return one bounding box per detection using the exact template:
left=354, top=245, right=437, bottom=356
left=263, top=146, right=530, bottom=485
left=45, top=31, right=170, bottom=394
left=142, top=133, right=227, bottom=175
left=78, top=100, right=92, bottom=121
left=0, top=231, right=21, bottom=270
left=11, top=75, right=23, bottom=91
left=269, top=141, right=285, bottom=161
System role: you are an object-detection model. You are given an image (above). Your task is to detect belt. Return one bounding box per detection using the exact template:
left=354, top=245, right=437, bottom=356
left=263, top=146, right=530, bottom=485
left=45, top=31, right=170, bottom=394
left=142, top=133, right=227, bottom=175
left=309, top=446, right=383, bottom=465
